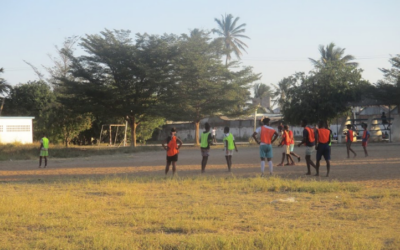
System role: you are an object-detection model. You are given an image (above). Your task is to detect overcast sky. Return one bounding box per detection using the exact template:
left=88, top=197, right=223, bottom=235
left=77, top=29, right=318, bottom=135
left=1, top=0, right=399, bottom=89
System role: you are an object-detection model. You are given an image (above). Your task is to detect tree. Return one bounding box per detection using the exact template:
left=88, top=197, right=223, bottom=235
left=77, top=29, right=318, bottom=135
left=281, top=62, right=369, bottom=125
left=309, top=43, right=358, bottom=68
left=165, top=30, right=259, bottom=145
left=212, top=14, right=250, bottom=65
left=62, top=29, right=178, bottom=147
left=0, top=68, right=11, bottom=116
left=373, top=54, right=400, bottom=109
left=4, top=81, right=56, bottom=140
left=272, top=76, right=296, bottom=111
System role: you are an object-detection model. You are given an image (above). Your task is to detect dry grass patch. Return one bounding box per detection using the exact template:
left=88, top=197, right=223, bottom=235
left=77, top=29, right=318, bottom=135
left=0, top=176, right=399, bottom=249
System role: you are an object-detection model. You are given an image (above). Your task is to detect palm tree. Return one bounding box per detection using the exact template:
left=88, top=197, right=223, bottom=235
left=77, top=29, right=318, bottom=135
left=272, top=77, right=295, bottom=112
left=213, top=14, right=250, bottom=65
left=309, top=43, right=358, bottom=68
left=0, top=68, right=11, bottom=116
left=252, top=83, right=272, bottom=130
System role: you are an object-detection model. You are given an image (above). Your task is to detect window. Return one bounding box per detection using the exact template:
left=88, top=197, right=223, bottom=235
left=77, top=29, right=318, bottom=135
left=0, top=125, right=3, bottom=132
left=6, top=125, right=31, bottom=132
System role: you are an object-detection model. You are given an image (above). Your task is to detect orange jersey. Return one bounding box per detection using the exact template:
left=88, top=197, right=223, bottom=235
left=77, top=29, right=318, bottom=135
left=318, top=128, right=330, bottom=144
left=305, top=127, right=315, bottom=143
left=167, top=136, right=179, bottom=156
left=347, top=130, right=354, bottom=142
left=281, top=131, right=291, bottom=145
left=260, top=126, right=276, bottom=144
left=289, top=130, right=294, bottom=144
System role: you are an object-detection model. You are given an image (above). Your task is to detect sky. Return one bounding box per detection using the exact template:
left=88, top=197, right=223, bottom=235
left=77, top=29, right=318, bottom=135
left=1, top=0, right=399, bottom=90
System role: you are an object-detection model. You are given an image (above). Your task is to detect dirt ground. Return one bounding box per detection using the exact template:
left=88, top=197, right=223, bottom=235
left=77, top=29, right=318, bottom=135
left=1, top=144, right=399, bottom=187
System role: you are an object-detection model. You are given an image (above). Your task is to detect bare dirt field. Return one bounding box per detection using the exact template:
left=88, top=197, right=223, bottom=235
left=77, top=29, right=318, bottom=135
left=1, top=144, right=399, bottom=187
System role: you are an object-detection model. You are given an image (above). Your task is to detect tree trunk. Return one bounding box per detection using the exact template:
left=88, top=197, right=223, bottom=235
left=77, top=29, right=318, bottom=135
left=130, top=116, right=137, bottom=147
left=0, top=98, right=5, bottom=116
left=195, top=121, right=200, bottom=146
left=65, top=138, right=69, bottom=148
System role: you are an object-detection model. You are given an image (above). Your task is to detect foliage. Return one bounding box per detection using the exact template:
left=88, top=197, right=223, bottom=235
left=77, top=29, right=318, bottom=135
left=164, top=30, right=259, bottom=144
left=135, top=116, right=165, bottom=144
left=4, top=81, right=56, bottom=140
left=62, top=29, right=178, bottom=147
left=0, top=68, right=11, bottom=97
left=369, top=54, right=400, bottom=107
left=309, top=42, right=358, bottom=68
left=212, top=14, right=249, bottom=64
left=272, top=76, right=296, bottom=110
left=281, top=62, right=370, bottom=125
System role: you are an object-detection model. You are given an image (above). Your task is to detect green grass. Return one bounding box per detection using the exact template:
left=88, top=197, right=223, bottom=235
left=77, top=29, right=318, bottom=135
left=0, top=176, right=399, bottom=249
left=0, top=143, right=162, bottom=161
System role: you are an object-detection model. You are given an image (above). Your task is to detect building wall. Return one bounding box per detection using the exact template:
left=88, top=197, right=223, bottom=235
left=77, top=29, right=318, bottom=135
left=0, top=117, right=34, bottom=144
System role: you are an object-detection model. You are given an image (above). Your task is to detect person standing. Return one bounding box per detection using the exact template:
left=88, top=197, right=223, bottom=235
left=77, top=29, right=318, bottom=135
left=39, top=133, right=49, bottom=168
left=346, top=124, right=357, bottom=158
left=361, top=123, right=370, bottom=157
left=298, top=119, right=317, bottom=175
left=277, top=125, right=294, bottom=166
left=288, top=125, right=301, bottom=164
left=211, top=127, right=217, bottom=144
left=315, top=121, right=331, bottom=177
left=200, top=122, right=213, bottom=173
left=162, top=128, right=182, bottom=176
left=223, top=127, right=238, bottom=172
left=252, top=118, right=279, bottom=176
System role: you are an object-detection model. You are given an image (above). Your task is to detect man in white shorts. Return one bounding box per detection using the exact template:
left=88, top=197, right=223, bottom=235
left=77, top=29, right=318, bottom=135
left=298, top=119, right=317, bottom=175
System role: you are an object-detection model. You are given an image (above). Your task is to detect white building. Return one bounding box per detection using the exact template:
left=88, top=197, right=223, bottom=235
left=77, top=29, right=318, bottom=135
left=0, top=117, right=35, bottom=144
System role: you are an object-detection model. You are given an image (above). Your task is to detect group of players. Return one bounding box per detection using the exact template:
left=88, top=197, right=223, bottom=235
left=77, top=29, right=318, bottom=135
left=162, top=117, right=371, bottom=177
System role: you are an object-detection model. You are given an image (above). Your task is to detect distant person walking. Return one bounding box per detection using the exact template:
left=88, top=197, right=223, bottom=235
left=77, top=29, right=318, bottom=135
left=252, top=117, right=279, bottom=176
left=277, top=125, right=294, bottom=166
left=298, top=119, right=317, bottom=175
left=200, top=122, right=213, bottom=173
left=211, top=127, right=217, bottom=144
left=315, top=121, right=331, bottom=177
left=162, top=128, right=182, bottom=176
left=39, top=133, right=49, bottom=168
left=223, top=127, right=238, bottom=172
left=346, top=124, right=357, bottom=158
left=361, top=123, right=370, bottom=157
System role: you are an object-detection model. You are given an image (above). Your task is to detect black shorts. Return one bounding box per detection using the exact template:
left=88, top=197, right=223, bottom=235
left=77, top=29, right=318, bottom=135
left=316, top=144, right=331, bottom=161
left=167, top=154, right=178, bottom=162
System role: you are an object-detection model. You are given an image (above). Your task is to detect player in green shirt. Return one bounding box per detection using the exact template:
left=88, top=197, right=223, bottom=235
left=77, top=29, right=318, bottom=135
left=39, top=133, right=49, bottom=168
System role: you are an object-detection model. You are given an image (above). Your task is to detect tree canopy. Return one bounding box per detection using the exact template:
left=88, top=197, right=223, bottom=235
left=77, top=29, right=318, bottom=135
left=309, top=43, right=358, bottom=68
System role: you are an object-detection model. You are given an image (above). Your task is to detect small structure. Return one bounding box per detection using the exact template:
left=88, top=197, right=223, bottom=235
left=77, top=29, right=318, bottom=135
left=0, top=117, right=35, bottom=144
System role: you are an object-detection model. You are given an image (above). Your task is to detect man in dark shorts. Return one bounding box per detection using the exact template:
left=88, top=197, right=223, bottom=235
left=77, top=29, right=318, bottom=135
left=162, top=128, right=182, bottom=176
left=200, top=122, right=213, bottom=173
left=298, top=119, right=317, bottom=175
left=315, top=120, right=331, bottom=177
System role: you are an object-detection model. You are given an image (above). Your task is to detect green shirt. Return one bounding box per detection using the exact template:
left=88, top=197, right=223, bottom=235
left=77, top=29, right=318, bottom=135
left=200, top=132, right=211, bottom=149
left=41, top=137, right=49, bottom=149
left=223, top=133, right=235, bottom=150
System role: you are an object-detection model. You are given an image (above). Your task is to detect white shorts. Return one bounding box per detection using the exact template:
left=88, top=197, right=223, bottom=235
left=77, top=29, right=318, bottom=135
left=305, top=146, right=314, bottom=156
left=282, top=145, right=290, bottom=154
left=225, top=149, right=234, bottom=156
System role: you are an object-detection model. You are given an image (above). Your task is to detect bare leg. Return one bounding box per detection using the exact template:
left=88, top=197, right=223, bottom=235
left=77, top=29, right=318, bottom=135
left=277, top=153, right=285, bottom=166
left=348, top=144, right=357, bottom=158
left=201, top=156, right=209, bottom=173
left=165, top=161, right=171, bottom=175
left=172, top=162, right=176, bottom=175
left=305, top=155, right=316, bottom=175
left=44, top=157, right=47, bottom=168
left=290, top=152, right=301, bottom=162
left=286, top=154, right=295, bottom=165
left=315, top=160, right=320, bottom=176
left=326, top=160, right=330, bottom=177
left=39, top=156, right=42, bottom=168
left=228, top=155, right=232, bottom=171
left=363, top=146, right=368, bottom=157
left=225, top=156, right=230, bottom=170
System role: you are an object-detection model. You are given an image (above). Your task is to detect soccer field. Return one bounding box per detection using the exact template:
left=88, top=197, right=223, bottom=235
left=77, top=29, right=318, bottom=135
left=0, top=144, right=400, bottom=249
